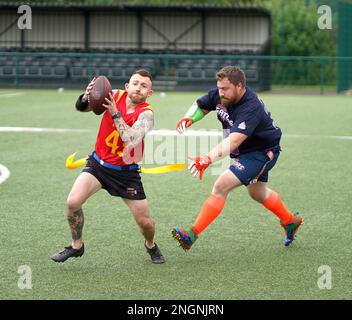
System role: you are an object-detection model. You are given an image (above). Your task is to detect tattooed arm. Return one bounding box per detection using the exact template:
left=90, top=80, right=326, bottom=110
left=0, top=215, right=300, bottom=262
left=102, top=92, right=154, bottom=150
left=103, top=93, right=154, bottom=150
left=113, top=110, right=154, bottom=149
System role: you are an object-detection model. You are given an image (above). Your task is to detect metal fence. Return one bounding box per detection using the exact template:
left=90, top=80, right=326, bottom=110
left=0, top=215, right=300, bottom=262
left=338, top=2, right=352, bottom=92
left=0, top=52, right=350, bottom=93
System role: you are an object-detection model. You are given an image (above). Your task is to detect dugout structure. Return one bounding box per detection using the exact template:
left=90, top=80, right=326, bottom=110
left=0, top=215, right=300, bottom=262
left=0, top=3, right=271, bottom=91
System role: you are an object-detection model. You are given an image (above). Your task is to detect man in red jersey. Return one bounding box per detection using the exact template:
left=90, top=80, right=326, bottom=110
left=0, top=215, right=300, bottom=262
left=51, top=70, right=165, bottom=264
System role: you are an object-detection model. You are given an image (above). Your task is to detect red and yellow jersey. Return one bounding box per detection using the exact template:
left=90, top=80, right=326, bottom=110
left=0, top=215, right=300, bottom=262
left=94, top=89, right=153, bottom=165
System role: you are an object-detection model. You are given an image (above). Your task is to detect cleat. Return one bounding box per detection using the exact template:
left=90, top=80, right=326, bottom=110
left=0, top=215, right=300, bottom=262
left=171, top=227, right=198, bottom=251
left=145, top=242, right=165, bottom=264
left=51, top=243, right=85, bottom=263
left=281, top=213, right=303, bottom=246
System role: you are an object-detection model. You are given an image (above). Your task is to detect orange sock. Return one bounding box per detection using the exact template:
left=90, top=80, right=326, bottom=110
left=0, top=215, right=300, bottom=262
left=262, top=191, right=295, bottom=225
left=190, top=194, right=226, bottom=235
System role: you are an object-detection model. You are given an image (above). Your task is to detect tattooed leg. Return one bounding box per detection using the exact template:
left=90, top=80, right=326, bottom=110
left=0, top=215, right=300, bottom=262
left=67, top=208, right=84, bottom=249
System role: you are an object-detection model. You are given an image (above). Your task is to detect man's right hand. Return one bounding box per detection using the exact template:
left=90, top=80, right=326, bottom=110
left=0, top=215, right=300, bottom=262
left=176, top=118, right=193, bottom=134
left=82, top=77, right=96, bottom=103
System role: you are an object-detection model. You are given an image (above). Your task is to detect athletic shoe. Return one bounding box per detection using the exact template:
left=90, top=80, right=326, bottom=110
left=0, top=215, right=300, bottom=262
left=145, top=242, right=165, bottom=264
left=171, top=227, right=198, bottom=251
left=281, top=213, right=303, bottom=246
left=51, top=243, right=85, bottom=263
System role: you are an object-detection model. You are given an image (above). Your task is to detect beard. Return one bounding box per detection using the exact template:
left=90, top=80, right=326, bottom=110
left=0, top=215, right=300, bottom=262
left=220, top=95, right=238, bottom=106
left=220, top=97, right=232, bottom=106
left=220, top=97, right=228, bottom=106
left=129, top=92, right=145, bottom=104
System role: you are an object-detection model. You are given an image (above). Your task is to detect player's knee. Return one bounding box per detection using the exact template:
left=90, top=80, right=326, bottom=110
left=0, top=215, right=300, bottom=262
left=212, top=181, right=228, bottom=198
left=138, top=217, right=155, bottom=232
left=248, top=191, right=261, bottom=202
left=66, top=194, right=83, bottom=212
left=247, top=189, right=266, bottom=203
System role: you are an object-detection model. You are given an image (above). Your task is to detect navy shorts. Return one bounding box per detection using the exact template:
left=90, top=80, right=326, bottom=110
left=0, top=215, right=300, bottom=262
left=229, top=148, right=280, bottom=186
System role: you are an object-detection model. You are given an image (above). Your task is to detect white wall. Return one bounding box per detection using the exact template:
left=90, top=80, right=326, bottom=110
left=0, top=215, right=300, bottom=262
left=0, top=10, right=270, bottom=51
left=90, top=13, right=138, bottom=49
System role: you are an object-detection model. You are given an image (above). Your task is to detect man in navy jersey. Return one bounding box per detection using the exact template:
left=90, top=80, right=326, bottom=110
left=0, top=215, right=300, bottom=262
left=172, top=66, right=303, bottom=251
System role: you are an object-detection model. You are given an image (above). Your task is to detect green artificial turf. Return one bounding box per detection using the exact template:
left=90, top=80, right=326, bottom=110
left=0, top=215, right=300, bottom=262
left=0, top=88, right=351, bottom=299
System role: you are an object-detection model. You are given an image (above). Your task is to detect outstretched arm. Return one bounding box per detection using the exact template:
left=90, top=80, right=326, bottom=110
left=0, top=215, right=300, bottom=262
left=207, top=132, right=247, bottom=163
left=189, top=132, right=247, bottom=180
left=176, top=101, right=209, bottom=134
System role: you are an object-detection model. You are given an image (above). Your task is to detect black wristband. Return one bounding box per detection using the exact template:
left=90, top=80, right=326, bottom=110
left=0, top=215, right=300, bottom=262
left=75, top=93, right=89, bottom=112
left=112, top=111, right=122, bottom=120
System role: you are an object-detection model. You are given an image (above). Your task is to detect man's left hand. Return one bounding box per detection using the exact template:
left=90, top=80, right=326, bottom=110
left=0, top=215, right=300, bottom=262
left=188, top=155, right=212, bottom=180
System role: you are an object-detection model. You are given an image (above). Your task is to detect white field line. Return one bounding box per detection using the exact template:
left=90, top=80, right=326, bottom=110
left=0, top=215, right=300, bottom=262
left=0, top=127, right=351, bottom=140
left=0, top=92, right=25, bottom=98
left=148, top=130, right=222, bottom=137
left=148, top=130, right=352, bottom=140
left=0, top=127, right=90, bottom=133
left=0, top=164, right=10, bottom=184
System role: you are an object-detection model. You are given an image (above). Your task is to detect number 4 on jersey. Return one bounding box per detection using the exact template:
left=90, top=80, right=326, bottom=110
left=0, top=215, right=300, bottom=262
left=105, top=130, right=124, bottom=156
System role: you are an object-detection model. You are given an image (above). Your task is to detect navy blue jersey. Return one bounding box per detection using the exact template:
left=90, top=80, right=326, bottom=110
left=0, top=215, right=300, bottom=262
left=196, top=86, right=282, bottom=155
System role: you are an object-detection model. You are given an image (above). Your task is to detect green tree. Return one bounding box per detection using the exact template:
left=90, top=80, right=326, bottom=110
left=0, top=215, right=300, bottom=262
left=269, top=0, right=336, bottom=56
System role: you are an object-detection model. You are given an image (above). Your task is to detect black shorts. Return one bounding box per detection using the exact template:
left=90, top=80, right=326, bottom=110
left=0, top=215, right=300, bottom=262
left=82, top=156, right=146, bottom=200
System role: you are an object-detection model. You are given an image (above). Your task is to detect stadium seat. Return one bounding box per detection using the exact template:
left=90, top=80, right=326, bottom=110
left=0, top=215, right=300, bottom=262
left=106, top=58, right=115, bottom=65
left=96, top=67, right=110, bottom=77
left=117, top=58, right=129, bottom=64
left=208, top=60, right=220, bottom=68
left=140, top=63, right=154, bottom=73
left=41, top=61, right=54, bottom=67
left=248, top=60, right=258, bottom=69
left=72, top=61, right=85, bottom=67
left=245, top=69, right=259, bottom=81
left=70, top=66, right=87, bottom=79
left=204, top=69, right=216, bottom=79
left=111, top=68, right=124, bottom=79
left=0, top=66, right=14, bottom=77
left=176, top=69, right=190, bottom=79
left=41, top=66, right=52, bottom=77
left=92, top=58, right=102, bottom=66
left=111, top=61, right=125, bottom=68
left=124, top=67, right=135, bottom=77
left=237, top=60, right=247, bottom=69
left=177, top=62, right=191, bottom=69
left=190, top=69, right=203, bottom=79
left=27, top=66, right=40, bottom=78
left=53, top=66, right=67, bottom=78
left=4, top=59, right=14, bottom=66
left=55, top=61, right=66, bottom=67
left=197, top=58, right=208, bottom=65
left=76, top=57, right=89, bottom=65
left=17, top=66, right=26, bottom=77
left=61, top=57, right=73, bottom=66
left=19, top=60, right=28, bottom=66
left=129, top=58, right=141, bottom=65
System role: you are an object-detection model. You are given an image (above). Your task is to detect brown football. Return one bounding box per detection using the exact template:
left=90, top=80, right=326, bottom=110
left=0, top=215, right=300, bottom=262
left=89, top=75, right=112, bottom=115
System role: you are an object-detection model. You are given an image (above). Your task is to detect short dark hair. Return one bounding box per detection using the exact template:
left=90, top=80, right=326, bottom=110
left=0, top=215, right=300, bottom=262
left=132, top=69, right=152, bottom=81
left=216, top=66, right=246, bottom=87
